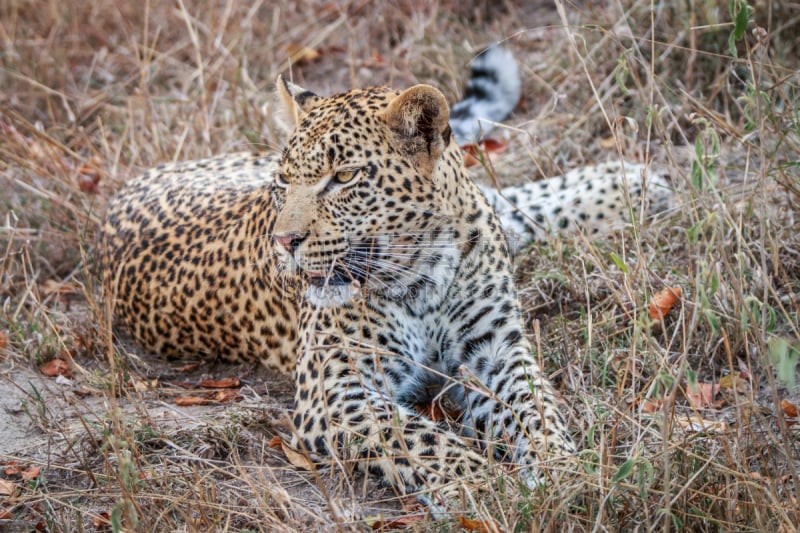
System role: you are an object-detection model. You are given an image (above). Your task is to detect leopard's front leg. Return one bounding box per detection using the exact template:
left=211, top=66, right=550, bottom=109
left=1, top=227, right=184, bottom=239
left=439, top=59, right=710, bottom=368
left=463, top=342, right=576, bottom=479
left=289, top=341, right=491, bottom=508
left=448, top=290, right=576, bottom=485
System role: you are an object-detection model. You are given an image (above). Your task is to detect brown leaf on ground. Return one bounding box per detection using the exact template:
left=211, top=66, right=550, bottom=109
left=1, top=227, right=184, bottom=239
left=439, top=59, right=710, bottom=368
left=21, top=466, right=40, bottom=481
left=0, top=479, right=15, bottom=498
left=92, top=511, right=111, bottom=529
left=77, top=174, right=100, bottom=194
left=461, top=139, right=509, bottom=167
left=457, top=515, right=502, bottom=533
left=276, top=439, right=313, bottom=470
left=268, top=436, right=283, bottom=449
left=0, top=330, right=8, bottom=350
left=686, top=382, right=722, bottom=409
left=3, top=462, right=21, bottom=476
left=0, top=509, right=12, bottom=519
left=212, top=389, right=242, bottom=403
left=649, top=287, right=682, bottom=320
left=175, top=363, right=201, bottom=372
left=129, top=378, right=158, bottom=392
left=781, top=399, right=798, bottom=418
left=76, top=160, right=102, bottom=194
left=175, top=390, right=240, bottom=405
left=286, top=43, right=320, bottom=64
left=640, top=398, right=664, bottom=414
left=199, top=377, right=240, bottom=389
left=40, top=358, right=72, bottom=378
left=175, top=395, right=211, bottom=407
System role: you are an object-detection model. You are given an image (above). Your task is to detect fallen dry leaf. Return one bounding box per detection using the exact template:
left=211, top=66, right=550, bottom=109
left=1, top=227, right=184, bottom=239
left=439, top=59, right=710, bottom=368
left=200, top=377, right=240, bottom=389
left=175, top=395, right=211, bottom=407
left=212, top=389, right=242, bottom=403
left=781, top=399, right=798, bottom=418
left=457, top=515, right=501, bottom=533
left=640, top=398, right=664, bottom=414
left=268, top=436, right=283, bottom=449
left=21, top=466, right=40, bottom=481
left=479, top=138, right=508, bottom=152
left=286, top=43, right=320, bottom=64
left=278, top=439, right=313, bottom=470
left=649, top=286, right=682, bottom=320
left=0, top=330, right=7, bottom=350
left=686, top=382, right=723, bottom=409
left=0, top=509, right=12, bottom=519
left=92, top=511, right=111, bottom=529
left=76, top=163, right=102, bottom=194
left=129, top=378, right=157, bottom=392
left=175, top=390, right=240, bottom=406
left=0, top=479, right=16, bottom=498
left=39, top=359, right=72, bottom=378
left=176, top=363, right=201, bottom=372
left=461, top=139, right=509, bottom=167
left=4, top=462, right=21, bottom=477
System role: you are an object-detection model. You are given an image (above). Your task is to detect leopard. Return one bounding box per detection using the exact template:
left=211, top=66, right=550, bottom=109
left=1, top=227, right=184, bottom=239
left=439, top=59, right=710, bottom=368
left=481, top=161, right=672, bottom=254
left=99, top=49, right=671, bottom=509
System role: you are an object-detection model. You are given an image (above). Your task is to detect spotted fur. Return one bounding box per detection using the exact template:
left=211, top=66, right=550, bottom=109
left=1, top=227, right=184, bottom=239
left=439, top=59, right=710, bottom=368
left=100, top=73, right=673, bottom=507
left=449, top=45, right=521, bottom=145
left=481, top=161, right=672, bottom=253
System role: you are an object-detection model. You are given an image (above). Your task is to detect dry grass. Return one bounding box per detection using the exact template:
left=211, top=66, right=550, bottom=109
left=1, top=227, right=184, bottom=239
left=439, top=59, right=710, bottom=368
left=1, top=0, right=799, bottom=531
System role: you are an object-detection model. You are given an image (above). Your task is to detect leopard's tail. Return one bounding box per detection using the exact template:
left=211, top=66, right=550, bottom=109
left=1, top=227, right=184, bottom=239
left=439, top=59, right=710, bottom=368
left=449, top=45, right=521, bottom=146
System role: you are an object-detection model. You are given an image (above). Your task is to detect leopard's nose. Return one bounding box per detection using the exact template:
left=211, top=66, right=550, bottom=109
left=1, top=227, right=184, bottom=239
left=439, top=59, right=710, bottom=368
left=274, top=232, right=307, bottom=254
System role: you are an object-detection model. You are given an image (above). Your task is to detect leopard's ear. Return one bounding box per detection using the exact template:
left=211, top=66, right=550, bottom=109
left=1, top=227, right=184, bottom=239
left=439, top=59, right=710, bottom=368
left=379, top=85, right=451, bottom=170
left=277, top=75, right=324, bottom=126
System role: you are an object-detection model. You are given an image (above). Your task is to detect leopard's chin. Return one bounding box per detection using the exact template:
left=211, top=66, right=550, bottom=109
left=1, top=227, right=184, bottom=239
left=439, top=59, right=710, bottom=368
left=307, top=272, right=351, bottom=287
left=305, top=279, right=362, bottom=308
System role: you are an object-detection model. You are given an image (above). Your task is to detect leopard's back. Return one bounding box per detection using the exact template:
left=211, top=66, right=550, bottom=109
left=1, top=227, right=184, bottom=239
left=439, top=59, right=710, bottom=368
left=99, top=152, right=299, bottom=372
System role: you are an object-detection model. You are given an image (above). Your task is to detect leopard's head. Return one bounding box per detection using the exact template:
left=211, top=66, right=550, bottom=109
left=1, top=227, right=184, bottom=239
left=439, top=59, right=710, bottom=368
left=272, top=77, right=463, bottom=307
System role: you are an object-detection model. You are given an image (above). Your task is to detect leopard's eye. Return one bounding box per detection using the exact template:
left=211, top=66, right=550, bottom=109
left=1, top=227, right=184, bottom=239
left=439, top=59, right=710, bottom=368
left=274, top=173, right=289, bottom=188
left=333, top=169, right=359, bottom=184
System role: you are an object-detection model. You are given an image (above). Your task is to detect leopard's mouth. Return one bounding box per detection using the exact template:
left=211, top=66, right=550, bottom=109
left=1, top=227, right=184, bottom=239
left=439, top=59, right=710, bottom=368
left=305, top=267, right=365, bottom=287
left=300, top=241, right=378, bottom=288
